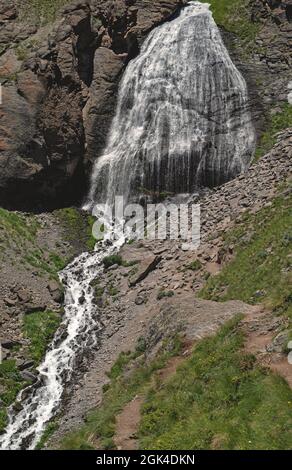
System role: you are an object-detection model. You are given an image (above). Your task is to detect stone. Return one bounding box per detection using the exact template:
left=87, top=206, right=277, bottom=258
left=1, top=340, right=20, bottom=350
left=3, top=297, right=17, bottom=307
left=48, top=281, right=64, bottom=303
left=24, top=303, right=46, bottom=314
left=20, top=370, right=38, bottom=383
left=16, top=288, right=31, bottom=303
left=17, top=360, right=35, bottom=371
left=129, top=255, right=161, bottom=287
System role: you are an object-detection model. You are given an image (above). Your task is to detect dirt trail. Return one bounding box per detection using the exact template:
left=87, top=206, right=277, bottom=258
left=113, top=343, right=192, bottom=450
left=242, top=307, right=292, bottom=388
left=114, top=396, right=144, bottom=450
left=114, top=306, right=292, bottom=451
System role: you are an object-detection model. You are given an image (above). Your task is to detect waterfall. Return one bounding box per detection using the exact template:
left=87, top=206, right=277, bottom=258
left=0, top=1, right=256, bottom=450
left=85, top=1, right=255, bottom=209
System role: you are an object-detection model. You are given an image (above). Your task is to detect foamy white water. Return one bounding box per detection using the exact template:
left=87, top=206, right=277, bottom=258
left=85, top=1, right=255, bottom=209
left=0, top=224, right=125, bottom=450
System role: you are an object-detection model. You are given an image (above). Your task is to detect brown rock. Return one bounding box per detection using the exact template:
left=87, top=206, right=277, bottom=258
left=129, top=255, right=161, bottom=286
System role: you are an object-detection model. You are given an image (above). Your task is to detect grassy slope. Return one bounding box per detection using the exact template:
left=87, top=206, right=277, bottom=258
left=60, top=336, right=182, bottom=450
left=201, top=0, right=259, bottom=42
left=54, top=208, right=96, bottom=252
left=139, top=317, right=292, bottom=450
left=23, top=310, right=61, bottom=364
left=254, top=104, right=292, bottom=161
left=0, top=361, right=26, bottom=432
left=0, top=207, right=67, bottom=280
left=60, top=316, right=292, bottom=450
left=199, top=191, right=292, bottom=324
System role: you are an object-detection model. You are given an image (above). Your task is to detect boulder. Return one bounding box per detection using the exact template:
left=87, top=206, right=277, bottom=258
left=129, top=255, right=161, bottom=286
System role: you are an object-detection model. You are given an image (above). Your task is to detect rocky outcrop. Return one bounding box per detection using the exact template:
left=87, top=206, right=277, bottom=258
left=0, top=1, right=92, bottom=209
left=223, top=0, right=292, bottom=138
left=0, top=0, right=186, bottom=210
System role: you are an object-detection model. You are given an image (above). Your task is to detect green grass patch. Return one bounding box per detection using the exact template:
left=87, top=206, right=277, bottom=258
left=36, top=420, right=59, bottom=449
left=59, top=336, right=182, bottom=450
left=15, top=39, right=39, bottom=61
left=54, top=208, right=96, bottom=252
left=0, top=360, right=26, bottom=433
left=157, top=290, right=175, bottom=300
left=102, top=254, right=123, bottom=269
left=185, top=260, right=202, bottom=272
left=107, top=338, right=147, bottom=381
left=49, top=252, right=67, bottom=271
left=0, top=208, right=64, bottom=278
left=199, top=192, right=292, bottom=311
left=201, top=0, right=259, bottom=43
left=139, top=316, right=292, bottom=450
left=0, top=208, right=39, bottom=246
left=20, top=0, right=70, bottom=25
left=23, top=310, right=61, bottom=364
left=254, top=104, right=292, bottom=161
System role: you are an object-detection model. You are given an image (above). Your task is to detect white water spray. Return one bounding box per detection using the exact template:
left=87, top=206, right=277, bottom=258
left=85, top=1, right=255, bottom=209
left=0, top=223, right=125, bottom=450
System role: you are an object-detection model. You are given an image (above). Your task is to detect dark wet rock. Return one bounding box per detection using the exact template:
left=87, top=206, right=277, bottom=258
left=17, top=360, right=35, bottom=371
left=23, top=302, right=47, bottom=314
left=20, top=370, right=38, bottom=383
left=1, top=339, right=20, bottom=349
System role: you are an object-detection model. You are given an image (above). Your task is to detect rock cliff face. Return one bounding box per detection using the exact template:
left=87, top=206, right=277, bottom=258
left=0, top=0, right=291, bottom=210
left=0, top=0, right=186, bottom=209
left=224, top=0, right=292, bottom=138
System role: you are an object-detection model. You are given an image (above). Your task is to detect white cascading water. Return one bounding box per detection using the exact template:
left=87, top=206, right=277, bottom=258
left=0, top=224, right=126, bottom=450
left=85, top=1, right=255, bottom=209
left=0, top=2, right=255, bottom=449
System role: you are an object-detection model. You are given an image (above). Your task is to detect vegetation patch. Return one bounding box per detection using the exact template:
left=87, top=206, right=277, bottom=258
left=0, top=360, right=26, bottom=433
left=15, top=39, right=39, bottom=61
left=102, top=254, right=139, bottom=269
left=0, top=208, right=67, bottom=279
left=157, top=290, right=175, bottom=300
left=36, top=420, right=59, bottom=449
left=54, top=208, right=96, bottom=252
left=254, top=104, right=292, bottom=161
left=23, top=310, right=61, bottom=364
left=19, top=0, right=71, bottom=25
left=199, top=192, right=291, bottom=318
left=139, top=316, right=292, bottom=450
left=102, top=254, right=123, bottom=269
left=201, top=0, right=259, bottom=43
left=59, top=335, right=182, bottom=450
left=184, top=259, right=202, bottom=272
